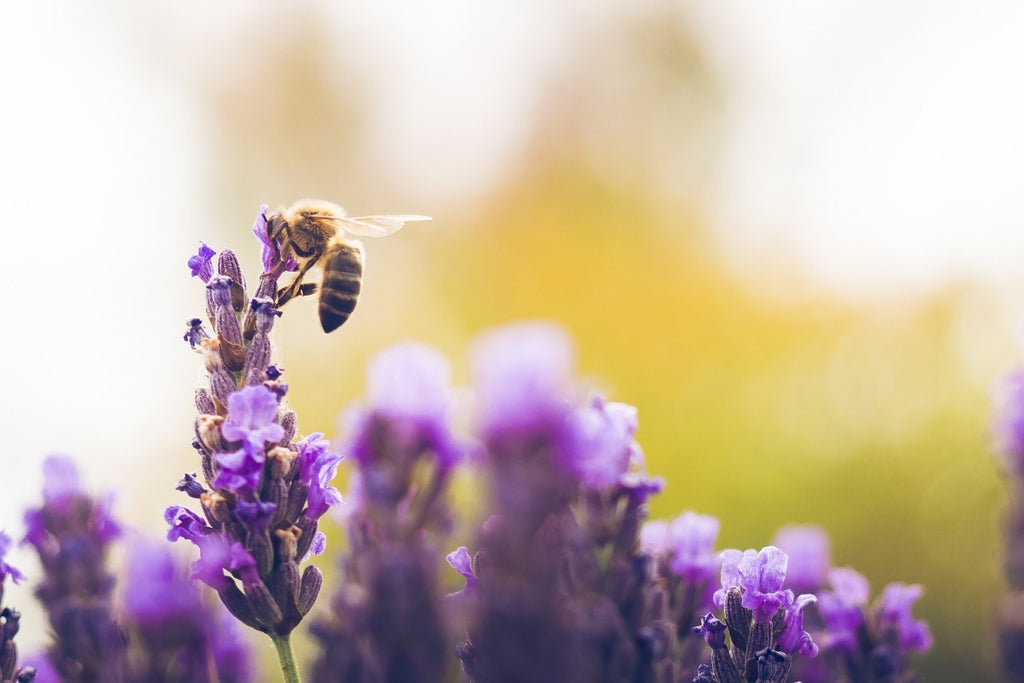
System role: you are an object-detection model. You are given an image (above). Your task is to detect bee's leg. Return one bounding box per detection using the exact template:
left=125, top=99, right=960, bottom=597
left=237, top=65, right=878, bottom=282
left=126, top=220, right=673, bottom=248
left=274, top=253, right=321, bottom=306
left=277, top=280, right=319, bottom=306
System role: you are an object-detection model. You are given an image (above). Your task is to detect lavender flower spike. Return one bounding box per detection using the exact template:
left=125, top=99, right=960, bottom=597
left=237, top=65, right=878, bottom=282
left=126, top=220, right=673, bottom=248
left=311, top=341, right=458, bottom=683
left=23, top=455, right=126, bottom=682
left=0, top=531, right=32, bottom=683
left=175, top=215, right=349, bottom=682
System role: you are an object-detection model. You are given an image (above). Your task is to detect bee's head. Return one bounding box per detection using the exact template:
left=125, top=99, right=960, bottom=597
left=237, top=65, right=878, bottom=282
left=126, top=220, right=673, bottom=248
left=266, top=212, right=289, bottom=243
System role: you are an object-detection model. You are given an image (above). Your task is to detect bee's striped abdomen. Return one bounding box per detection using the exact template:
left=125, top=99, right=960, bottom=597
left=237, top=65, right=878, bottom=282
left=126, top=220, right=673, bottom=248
left=318, top=242, right=363, bottom=333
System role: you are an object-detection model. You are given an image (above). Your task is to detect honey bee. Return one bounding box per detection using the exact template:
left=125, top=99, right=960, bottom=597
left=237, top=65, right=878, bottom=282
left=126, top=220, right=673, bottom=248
left=267, top=199, right=429, bottom=333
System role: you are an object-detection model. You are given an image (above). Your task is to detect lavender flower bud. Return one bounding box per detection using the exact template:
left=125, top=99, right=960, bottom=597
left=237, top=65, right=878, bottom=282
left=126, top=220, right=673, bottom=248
left=278, top=411, right=297, bottom=446
left=694, top=614, right=741, bottom=683
left=207, top=277, right=245, bottom=369
left=753, top=648, right=790, bottom=683
left=175, top=473, right=206, bottom=499
left=195, top=388, right=216, bottom=416
left=242, top=299, right=281, bottom=386
left=216, top=250, right=247, bottom=312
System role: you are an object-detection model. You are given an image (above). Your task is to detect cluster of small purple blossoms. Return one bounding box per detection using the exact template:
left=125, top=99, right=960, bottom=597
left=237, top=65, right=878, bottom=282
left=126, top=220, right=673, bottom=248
left=691, top=545, right=819, bottom=683
left=683, top=525, right=931, bottom=683
left=0, top=531, right=32, bottom=683
left=994, top=364, right=1024, bottom=680
left=171, top=206, right=339, bottom=657
left=21, top=456, right=252, bottom=682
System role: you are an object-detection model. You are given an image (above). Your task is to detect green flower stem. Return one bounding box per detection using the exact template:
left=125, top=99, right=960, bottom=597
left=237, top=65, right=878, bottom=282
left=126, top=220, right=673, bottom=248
left=270, top=633, right=301, bottom=683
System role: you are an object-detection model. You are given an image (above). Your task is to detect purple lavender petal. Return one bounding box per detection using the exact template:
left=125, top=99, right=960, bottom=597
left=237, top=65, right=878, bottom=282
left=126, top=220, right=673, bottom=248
left=165, top=505, right=212, bottom=544
left=666, top=511, right=721, bottom=585
left=235, top=499, right=277, bottom=533
left=737, top=546, right=791, bottom=622
left=306, top=531, right=327, bottom=558
left=214, top=447, right=265, bottom=494
left=251, top=204, right=277, bottom=273
left=773, top=524, right=831, bottom=593
left=714, top=548, right=756, bottom=607
left=445, top=546, right=477, bottom=590
left=297, top=433, right=344, bottom=521
left=189, top=242, right=217, bottom=282
left=221, top=385, right=285, bottom=450
left=190, top=536, right=255, bottom=590
left=776, top=592, right=819, bottom=658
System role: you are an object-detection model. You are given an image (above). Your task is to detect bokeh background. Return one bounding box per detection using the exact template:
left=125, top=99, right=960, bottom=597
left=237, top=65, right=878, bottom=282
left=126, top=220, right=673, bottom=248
left=3, top=0, right=1024, bottom=679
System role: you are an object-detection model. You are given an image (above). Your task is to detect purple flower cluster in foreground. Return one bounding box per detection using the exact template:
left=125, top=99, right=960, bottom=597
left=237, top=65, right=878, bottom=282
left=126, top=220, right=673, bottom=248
left=19, top=456, right=252, bottom=682
left=0, top=205, right=940, bottom=683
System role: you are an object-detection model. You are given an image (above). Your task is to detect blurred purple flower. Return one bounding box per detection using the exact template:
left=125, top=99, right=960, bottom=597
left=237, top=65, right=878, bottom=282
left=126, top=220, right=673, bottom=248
left=817, top=567, right=869, bottom=651
left=995, top=368, right=1024, bottom=474
left=639, top=519, right=668, bottom=555
left=349, top=342, right=462, bottom=472
left=666, top=511, right=721, bottom=584
left=566, top=395, right=639, bottom=489
left=877, top=583, right=932, bottom=653
left=773, top=524, right=831, bottom=593
left=471, top=321, right=574, bottom=441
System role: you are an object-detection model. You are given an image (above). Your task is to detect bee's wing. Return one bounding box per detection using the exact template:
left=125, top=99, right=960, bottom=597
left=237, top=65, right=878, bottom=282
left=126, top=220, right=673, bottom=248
left=339, top=215, right=431, bottom=237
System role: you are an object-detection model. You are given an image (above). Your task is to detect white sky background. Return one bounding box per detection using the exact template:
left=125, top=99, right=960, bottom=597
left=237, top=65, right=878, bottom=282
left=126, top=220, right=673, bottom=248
left=2, top=0, right=1024, bottom=650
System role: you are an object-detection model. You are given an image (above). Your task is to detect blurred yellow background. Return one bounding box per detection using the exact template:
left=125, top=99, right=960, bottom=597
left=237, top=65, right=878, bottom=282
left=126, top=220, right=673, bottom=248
left=2, top=1, right=1021, bottom=680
